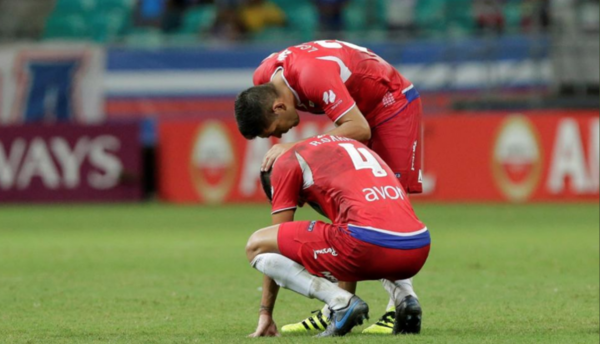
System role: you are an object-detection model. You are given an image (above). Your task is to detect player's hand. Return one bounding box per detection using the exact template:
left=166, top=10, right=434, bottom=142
left=261, top=142, right=295, bottom=171
left=248, top=313, right=280, bottom=337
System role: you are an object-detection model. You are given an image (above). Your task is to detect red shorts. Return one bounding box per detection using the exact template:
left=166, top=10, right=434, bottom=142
left=368, top=98, right=423, bottom=194
left=278, top=221, right=430, bottom=282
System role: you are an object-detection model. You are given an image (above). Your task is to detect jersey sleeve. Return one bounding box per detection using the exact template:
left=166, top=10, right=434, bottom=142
left=253, top=54, right=278, bottom=86
left=297, top=59, right=356, bottom=123
left=270, top=153, right=303, bottom=214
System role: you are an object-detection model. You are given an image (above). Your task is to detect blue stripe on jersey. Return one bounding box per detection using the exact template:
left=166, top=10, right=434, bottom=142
left=404, top=87, right=420, bottom=103
left=348, top=225, right=430, bottom=250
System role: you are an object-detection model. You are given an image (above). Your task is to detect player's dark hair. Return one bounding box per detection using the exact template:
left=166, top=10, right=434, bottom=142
left=234, top=84, right=278, bottom=139
left=260, top=170, right=273, bottom=202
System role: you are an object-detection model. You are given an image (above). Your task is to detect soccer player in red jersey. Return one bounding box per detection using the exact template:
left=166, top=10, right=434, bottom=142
left=246, top=135, right=430, bottom=337
left=235, top=40, right=424, bottom=334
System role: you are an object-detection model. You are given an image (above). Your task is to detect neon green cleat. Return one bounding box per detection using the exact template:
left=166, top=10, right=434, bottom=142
left=361, top=307, right=395, bottom=334
left=281, top=310, right=330, bottom=334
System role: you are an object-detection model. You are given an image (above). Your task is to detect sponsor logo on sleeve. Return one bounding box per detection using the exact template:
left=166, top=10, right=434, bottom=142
left=322, top=90, right=336, bottom=105
left=382, top=92, right=395, bottom=107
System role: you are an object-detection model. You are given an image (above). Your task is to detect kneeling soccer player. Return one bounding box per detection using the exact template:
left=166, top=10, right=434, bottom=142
left=245, top=135, right=430, bottom=337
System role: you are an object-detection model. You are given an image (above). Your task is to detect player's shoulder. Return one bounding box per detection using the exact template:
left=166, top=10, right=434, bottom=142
left=254, top=49, right=295, bottom=85
left=271, top=146, right=300, bottom=173
left=289, top=135, right=359, bottom=163
left=301, top=135, right=358, bottom=148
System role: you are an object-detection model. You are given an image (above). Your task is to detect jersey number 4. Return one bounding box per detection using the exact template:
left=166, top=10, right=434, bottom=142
left=339, top=143, right=387, bottom=177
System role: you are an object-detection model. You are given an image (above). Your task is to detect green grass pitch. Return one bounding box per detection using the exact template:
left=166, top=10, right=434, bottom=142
left=0, top=203, right=598, bottom=343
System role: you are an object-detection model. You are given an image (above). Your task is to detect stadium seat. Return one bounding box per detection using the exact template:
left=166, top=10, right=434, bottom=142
left=271, top=0, right=304, bottom=12
left=503, top=0, right=522, bottom=34
left=345, top=0, right=386, bottom=32
left=44, top=14, right=90, bottom=40
left=96, top=0, right=134, bottom=12
left=178, top=5, right=217, bottom=34
left=124, top=28, right=164, bottom=47
left=53, top=0, right=97, bottom=15
left=90, top=9, right=129, bottom=42
left=343, top=0, right=367, bottom=33
left=371, top=0, right=387, bottom=31
left=415, top=0, right=448, bottom=37
left=445, top=0, right=474, bottom=37
left=287, top=4, right=317, bottom=42
left=251, top=27, right=290, bottom=43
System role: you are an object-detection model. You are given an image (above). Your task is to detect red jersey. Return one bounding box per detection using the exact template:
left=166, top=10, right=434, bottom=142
left=270, top=135, right=425, bottom=235
left=253, top=40, right=416, bottom=128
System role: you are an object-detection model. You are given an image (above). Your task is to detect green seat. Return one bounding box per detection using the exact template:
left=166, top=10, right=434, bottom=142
left=343, top=0, right=367, bottom=32
left=97, top=0, right=134, bottom=11
left=124, top=28, right=164, bottom=47
left=53, top=0, right=97, bottom=14
left=445, top=0, right=474, bottom=37
left=415, top=0, right=447, bottom=37
left=44, top=14, right=90, bottom=40
left=288, top=4, right=317, bottom=42
left=90, top=9, right=129, bottom=42
left=504, top=0, right=522, bottom=34
left=166, top=33, right=199, bottom=45
left=251, top=27, right=290, bottom=43
left=271, top=0, right=303, bottom=12
left=179, top=5, right=217, bottom=34
left=371, top=0, right=387, bottom=30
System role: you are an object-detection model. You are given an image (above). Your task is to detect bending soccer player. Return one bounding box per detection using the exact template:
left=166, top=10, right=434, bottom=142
left=235, top=40, right=424, bottom=334
left=246, top=135, right=430, bottom=337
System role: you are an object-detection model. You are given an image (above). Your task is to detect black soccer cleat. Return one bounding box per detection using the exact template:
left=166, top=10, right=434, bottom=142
left=393, top=295, right=422, bottom=335
left=316, top=295, right=370, bottom=337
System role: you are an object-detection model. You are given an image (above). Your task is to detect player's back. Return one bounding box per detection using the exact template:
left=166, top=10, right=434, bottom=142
left=291, top=135, right=424, bottom=234
left=253, top=41, right=413, bottom=127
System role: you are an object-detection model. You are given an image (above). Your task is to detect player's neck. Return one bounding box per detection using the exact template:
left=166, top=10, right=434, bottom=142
left=272, top=71, right=295, bottom=105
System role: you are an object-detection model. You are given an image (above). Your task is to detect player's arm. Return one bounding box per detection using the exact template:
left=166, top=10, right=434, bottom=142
left=323, top=105, right=371, bottom=142
left=249, top=211, right=293, bottom=337
left=250, top=277, right=280, bottom=337
left=303, top=59, right=371, bottom=142
left=250, top=207, right=295, bottom=336
left=249, top=275, right=280, bottom=337
left=272, top=209, right=294, bottom=225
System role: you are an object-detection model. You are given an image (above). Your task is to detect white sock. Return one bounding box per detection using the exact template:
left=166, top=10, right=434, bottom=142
left=386, top=298, right=395, bottom=311
left=381, top=278, right=418, bottom=306
left=251, top=253, right=352, bottom=310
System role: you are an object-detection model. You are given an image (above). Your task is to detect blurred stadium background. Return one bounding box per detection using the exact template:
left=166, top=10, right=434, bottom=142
left=0, top=0, right=598, bottom=343
left=0, top=0, right=598, bottom=202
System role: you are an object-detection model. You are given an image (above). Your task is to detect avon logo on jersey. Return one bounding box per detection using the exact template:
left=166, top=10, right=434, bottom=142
left=363, top=185, right=406, bottom=202
left=322, top=90, right=336, bottom=105
left=313, top=247, right=338, bottom=259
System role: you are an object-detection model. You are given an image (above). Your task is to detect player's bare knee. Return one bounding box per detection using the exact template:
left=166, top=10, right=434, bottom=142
left=245, top=231, right=264, bottom=262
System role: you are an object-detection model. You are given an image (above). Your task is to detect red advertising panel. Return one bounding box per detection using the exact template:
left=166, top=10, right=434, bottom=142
left=0, top=123, right=142, bottom=202
left=419, top=112, right=598, bottom=202
left=158, top=111, right=599, bottom=204
left=159, top=118, right=332, bottom=203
